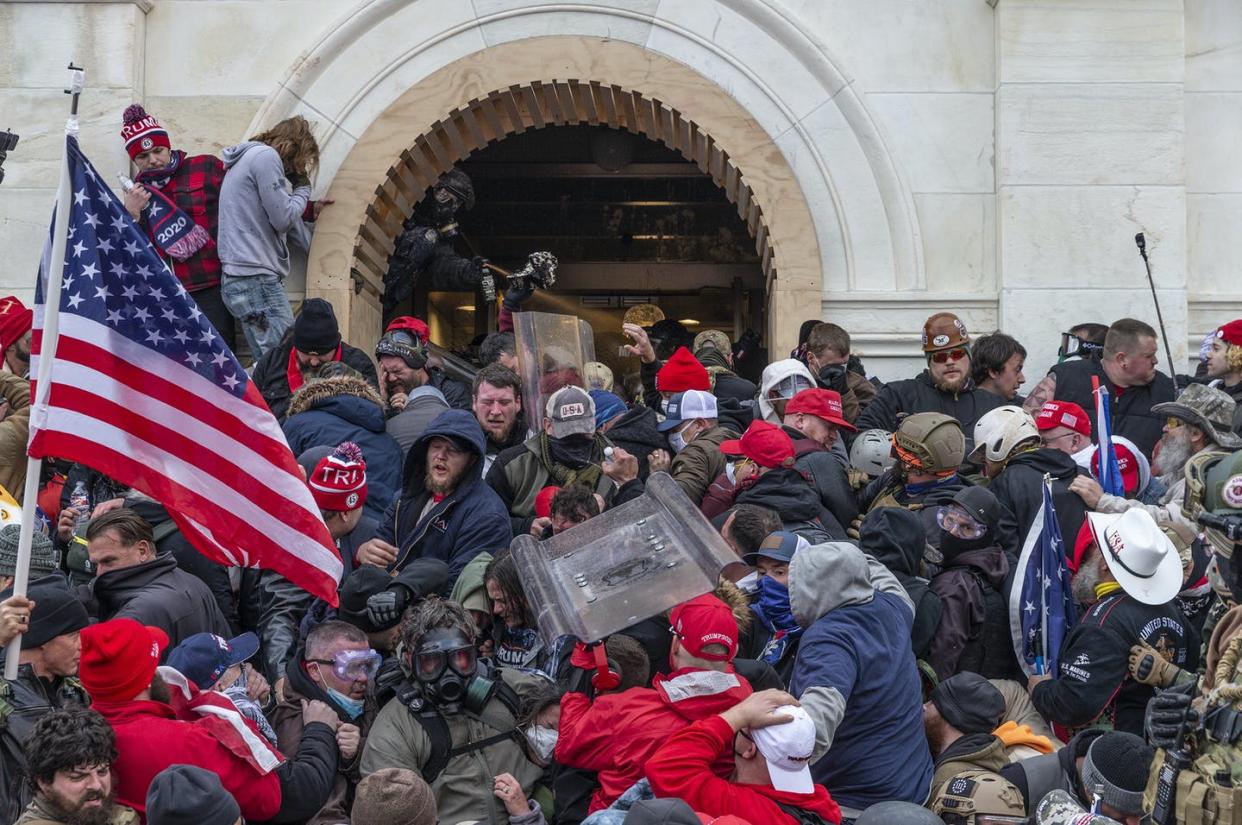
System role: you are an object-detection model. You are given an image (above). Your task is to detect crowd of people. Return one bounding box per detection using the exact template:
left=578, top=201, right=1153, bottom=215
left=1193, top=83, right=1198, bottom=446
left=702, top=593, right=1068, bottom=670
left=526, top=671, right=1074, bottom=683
left=0, top=103, right=1241, bottom=825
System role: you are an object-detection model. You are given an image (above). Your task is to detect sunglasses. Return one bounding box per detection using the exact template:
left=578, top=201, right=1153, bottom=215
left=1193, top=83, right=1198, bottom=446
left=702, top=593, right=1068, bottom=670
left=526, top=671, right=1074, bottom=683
left=929, top=348, right=968, bottom=364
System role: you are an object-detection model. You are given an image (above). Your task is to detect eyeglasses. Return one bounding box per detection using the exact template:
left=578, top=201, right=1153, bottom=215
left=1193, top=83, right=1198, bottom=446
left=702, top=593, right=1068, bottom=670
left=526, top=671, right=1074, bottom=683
left=936, top=505, right=988, bottom=541
left=1165, top=416, right=1184, bottom=430
left=1040, top=431, right=1076, bottom=448
left=728, top=456, right=754, bottom=470
left=930, top=348, right=968, bottom=364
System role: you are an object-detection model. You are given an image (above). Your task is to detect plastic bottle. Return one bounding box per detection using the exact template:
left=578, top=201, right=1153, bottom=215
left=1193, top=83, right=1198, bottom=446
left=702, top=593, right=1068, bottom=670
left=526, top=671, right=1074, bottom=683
left=69, top=482, right=90, bottom=534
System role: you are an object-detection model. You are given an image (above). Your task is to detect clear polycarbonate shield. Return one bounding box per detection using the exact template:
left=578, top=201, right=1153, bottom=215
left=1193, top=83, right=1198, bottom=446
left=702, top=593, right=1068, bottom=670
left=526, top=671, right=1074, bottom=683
left=514, top=310, right=596, bottom=433
left=510, top=473, right=740, bottom=646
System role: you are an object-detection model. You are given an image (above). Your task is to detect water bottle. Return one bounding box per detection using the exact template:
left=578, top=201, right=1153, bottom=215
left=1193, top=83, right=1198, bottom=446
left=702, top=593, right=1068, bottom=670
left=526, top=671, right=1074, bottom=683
left=66, top=482, right=93, bottom=583
left=69, top=482, right=91, bottom=534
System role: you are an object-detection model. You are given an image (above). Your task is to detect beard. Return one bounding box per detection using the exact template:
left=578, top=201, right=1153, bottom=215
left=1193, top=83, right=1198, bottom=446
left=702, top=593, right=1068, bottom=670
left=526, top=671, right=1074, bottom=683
left=149, top=672, right=172, bottom=704
left=1153, top=430, right=1194, bottom=479
left=924, top=715, right=947, bottom=757
left=483, top=417, right=516, bottom=444
left=931, top=370, right=968, bottom=394
left=42, top=786, right=118, bottom=825
left=385, top=372, right=421, bottom=396
left=425, top=463, right=468, bottom=495
left=1072, top=560, right=1103, bottom=605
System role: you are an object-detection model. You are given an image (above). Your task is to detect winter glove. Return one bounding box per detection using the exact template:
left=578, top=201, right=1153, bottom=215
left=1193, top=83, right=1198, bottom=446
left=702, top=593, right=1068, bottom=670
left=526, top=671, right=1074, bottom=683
left=1130, top=643, right=1183, bottom=688
left=287, top=171, right=311, bottom=189
left=503, top=278, right=534, bottom=311
left=847, top=469, right=871, bottom=491
left=1145, top=682, right=1198, bottom=750
left=366, top=587, right=408, bottom=629
left=846, top=515, right=863, bottom=542
left=816, top=363, right=848, bottom=394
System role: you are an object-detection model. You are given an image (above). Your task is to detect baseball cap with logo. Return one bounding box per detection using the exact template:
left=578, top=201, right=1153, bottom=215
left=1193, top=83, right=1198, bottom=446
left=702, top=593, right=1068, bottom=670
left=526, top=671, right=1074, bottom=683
left=719, top=420, right=795, bottom=469
left=1089, top=441, right=1142, bottom=496
left=1086, top=509, right=1182, bottom=605
left=742, top=530, right=808, bottom=567
left=80, top=618, right=169, bottom=703
left=658, top=390, right=719, bottom=432
left=545, top=385, right=596, bottom=438
left=1035, top=400, right=1093, bottom=439
left=167, top=631, right=260, bottom=690
left=750, top=705, right=817, bottom=794
left=786, top=388, right=857, bottom=432
left=668, top=593, right=739, bottom=662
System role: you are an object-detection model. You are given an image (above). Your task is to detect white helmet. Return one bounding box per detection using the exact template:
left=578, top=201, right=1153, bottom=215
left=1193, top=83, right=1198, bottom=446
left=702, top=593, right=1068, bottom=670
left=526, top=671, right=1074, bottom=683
left=970, top=406, right=1040, bottom=464
left=850, top=429, right=896, bottom=477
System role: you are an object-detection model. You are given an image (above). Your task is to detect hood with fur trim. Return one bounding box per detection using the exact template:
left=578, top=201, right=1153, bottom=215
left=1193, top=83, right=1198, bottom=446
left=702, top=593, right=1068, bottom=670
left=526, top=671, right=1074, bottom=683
left=287, top=375, right=385, bottom=419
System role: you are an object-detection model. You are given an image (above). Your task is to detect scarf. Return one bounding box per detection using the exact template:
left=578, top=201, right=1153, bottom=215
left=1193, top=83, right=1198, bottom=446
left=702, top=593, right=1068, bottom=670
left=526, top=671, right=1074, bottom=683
left=286, top=343, right=343, bottom=394
left=538, top=431, right=608, bottom=489
left=752, top=577, right=803, bottom=665
left=134, top=151, right=212, bottom=261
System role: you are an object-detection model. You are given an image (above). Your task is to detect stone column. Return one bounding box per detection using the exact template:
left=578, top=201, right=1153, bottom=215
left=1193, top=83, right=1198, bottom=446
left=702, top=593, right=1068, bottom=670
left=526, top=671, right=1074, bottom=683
left=995, top=0, right=1188, bottom=377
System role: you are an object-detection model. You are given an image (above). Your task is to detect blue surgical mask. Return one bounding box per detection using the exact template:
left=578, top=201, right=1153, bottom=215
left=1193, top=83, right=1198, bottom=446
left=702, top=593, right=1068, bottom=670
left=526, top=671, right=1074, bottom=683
left=326, top=687, right=364, bottom=720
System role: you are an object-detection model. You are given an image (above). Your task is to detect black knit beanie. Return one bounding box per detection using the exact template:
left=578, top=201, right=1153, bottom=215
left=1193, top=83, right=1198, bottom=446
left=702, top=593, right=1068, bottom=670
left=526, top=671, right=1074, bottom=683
left=293, top=298, right=341, bottom=354
left=146, top=764, right=240, bottom=825
left=1080, top=732, right=1154, bottom=817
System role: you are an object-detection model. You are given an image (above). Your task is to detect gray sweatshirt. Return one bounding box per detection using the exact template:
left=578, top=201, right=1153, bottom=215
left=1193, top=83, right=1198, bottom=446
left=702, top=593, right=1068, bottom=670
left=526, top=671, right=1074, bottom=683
left=217, top=141, right=313, bottom=279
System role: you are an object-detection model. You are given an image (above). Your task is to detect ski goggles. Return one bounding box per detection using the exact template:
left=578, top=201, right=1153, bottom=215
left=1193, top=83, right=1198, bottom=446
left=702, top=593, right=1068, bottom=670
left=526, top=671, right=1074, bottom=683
left=929, top=347, right=968, bottom=364
left=936, top=505, right=988, bottom=541
left=310, top=648, right=382, bottom=682
left=414, top=644, right=477, bottom=683
left=1058, top=333, right=1104, bottom=361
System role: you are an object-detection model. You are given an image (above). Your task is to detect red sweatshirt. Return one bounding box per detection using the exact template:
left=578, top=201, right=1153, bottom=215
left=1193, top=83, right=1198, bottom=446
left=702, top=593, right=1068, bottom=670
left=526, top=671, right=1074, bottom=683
left=646, top=715, right=842, bottom=825
left=556, top=667, right=752, bottom=812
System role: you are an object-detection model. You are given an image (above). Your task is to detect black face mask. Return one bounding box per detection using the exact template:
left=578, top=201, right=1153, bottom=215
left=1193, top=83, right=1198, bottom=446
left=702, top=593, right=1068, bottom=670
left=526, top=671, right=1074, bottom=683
left=432, top=188, right=460, bottom=237
left=549, top=433, right=596, bottom=468
left=939, top=528, right=992, bottom=561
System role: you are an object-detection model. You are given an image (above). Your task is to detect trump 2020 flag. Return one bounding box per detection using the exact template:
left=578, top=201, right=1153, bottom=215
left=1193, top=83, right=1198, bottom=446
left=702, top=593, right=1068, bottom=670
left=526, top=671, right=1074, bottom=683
left=1009, top=475, right=1078, bottom=676
left=29, top=136, right=343, bottom=604
left=1094, top=383, right=1126, bottom=498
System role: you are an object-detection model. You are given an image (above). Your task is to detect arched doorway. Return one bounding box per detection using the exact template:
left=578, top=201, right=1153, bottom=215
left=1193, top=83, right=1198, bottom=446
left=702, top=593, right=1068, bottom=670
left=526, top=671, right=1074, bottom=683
left=357, top=82, right=774, bottom=370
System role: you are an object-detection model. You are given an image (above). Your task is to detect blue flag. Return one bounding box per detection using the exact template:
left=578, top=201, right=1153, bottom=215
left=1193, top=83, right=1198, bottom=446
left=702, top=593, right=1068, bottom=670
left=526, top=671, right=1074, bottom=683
left=1095, top=384, right=1126, bottom=497
left=1010, top=476, right=1078, bottom=676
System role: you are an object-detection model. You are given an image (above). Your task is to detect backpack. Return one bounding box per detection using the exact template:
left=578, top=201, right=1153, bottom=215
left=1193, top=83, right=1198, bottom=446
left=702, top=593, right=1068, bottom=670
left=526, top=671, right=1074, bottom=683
left=773, top=801, right=833, bottom=825
left=955, top=569, right=1021, bottom=680
left=395, top=674, right=526, bottom=784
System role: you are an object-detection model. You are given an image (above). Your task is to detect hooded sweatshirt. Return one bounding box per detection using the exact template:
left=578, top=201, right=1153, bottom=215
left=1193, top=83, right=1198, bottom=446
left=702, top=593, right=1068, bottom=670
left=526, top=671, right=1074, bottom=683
left=859, top=507, right=943, bottom=659
left=556, top=667, right=753, bottom=812
left=217, top=141, right=312, bottom=279
left=988, top=446, right=1089, bottom=556
left=386, top=385, right=449, bottom=459
left=788, top=542, right=933, bottom=811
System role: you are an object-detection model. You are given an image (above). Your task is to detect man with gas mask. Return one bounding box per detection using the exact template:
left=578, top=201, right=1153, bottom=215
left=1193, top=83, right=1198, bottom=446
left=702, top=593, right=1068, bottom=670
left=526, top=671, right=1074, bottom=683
left=383, top=168, right=489, bottom=314
left=269, top=620, right=381, bottom=825
left=362, top=596, right=540, bottom=825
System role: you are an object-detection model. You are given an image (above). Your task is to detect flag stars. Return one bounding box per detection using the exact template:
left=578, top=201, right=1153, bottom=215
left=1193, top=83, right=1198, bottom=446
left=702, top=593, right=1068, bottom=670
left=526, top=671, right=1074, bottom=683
left=145, top=329, right=164, bottom=346
left=211, top=351, right=229, bottom=368
left=111, top=214, right=129, bottom=234
left=105, top=308, right=125, bottom=325
left=123, top=240, right=141, bottom=257
left=71, top=240, right=87, bottom=258
left=83, top=212, right=100, bottom=228
left=221, top=374, right=240, bottom=391
left=97, top=238, right=114, bottom=255
left=66, top=293, right=84, bottom=310
left=132, top=307, right=151, bottom=323
left=80, top=262, right=99, bottom=280
left=161, top=307, right=177, bottom=323
left=73, top=188, right=89, bottom=206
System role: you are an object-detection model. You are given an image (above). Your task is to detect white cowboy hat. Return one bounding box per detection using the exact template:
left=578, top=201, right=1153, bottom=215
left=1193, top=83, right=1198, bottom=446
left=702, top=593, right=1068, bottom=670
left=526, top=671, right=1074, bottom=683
left=1086, top=510, right=1182, bottom=605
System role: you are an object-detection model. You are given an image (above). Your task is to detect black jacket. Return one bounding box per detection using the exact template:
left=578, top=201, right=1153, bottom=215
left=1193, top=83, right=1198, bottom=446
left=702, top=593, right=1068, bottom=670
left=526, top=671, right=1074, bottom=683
left=928, top=544, right=1018, bottom=681
left=0, top=665, right=89, bottom=824
left=427, top=366, right=471, bottom=411
left=712, top=372, right=758, bottom=409
left=858, top=508, right=943, bottom=660
left=83, top=553, right=231, bottom=649
left=854, top=371, right=1006, bottom=461
left=252, top=332, right=379, bottom=420
left=1031, top=592, right=1198, bottom=736
left=1000, top=728, right=1104, bottom=815
left=1048, top=359, right=1175, bottom=459
left=784, top=427, right=859, bottom=531
left=860, top=470, right=972, bottom=551
left=988, top=448, right=1089, bottom=561
left=604, top=405, right=665, bottom=478
left=735, top=467, right=847, bottom=542
left=270, top=721, right=341, bottom=823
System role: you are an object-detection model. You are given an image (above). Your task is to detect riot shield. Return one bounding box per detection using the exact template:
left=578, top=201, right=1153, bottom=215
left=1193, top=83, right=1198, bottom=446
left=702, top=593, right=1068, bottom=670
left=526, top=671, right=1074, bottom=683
left=514, top=310, right=595, bottom=433
left=510, top=473, right=739, bottom=646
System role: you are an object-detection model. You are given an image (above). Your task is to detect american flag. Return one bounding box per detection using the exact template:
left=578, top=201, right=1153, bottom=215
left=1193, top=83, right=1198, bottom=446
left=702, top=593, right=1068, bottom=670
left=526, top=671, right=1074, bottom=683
left=29, top=136, right=342, bottom=604
left=1009, top=475, right=1077, bottom=676
left=1094, top=382, right=1126, bottom=497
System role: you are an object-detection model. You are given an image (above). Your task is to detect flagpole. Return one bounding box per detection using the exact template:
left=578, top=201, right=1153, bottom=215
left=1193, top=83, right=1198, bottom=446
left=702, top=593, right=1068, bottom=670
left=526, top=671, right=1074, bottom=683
left=4, top=65, right=84, bottom=679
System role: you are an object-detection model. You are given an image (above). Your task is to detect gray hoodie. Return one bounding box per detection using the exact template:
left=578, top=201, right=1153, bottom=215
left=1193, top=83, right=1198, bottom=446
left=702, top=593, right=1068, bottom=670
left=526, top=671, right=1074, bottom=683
left=217, top=141, right=313, bottom=278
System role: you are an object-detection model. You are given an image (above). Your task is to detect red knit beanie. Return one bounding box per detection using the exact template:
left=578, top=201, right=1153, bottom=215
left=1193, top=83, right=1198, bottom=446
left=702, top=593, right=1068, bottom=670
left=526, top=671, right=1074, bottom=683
left=535, top=485, right=560, bottom=520
left=121, top=104, right=171, bottom=160
left=657, top=347, right=710, bottom=393
left=81, top=618, right=168, bottom=703
left=308, top=442, right=368, bottom=513
left=0, top=296, right=32, bottom=353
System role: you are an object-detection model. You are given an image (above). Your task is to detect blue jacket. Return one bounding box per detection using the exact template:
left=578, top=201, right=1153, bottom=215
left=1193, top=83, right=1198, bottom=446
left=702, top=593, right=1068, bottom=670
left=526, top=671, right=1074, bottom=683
left=282, top=376, right=403, bottom=521
left=373, top=409, right=512, bottom=585
left=788, top=542, right=933, bottom=810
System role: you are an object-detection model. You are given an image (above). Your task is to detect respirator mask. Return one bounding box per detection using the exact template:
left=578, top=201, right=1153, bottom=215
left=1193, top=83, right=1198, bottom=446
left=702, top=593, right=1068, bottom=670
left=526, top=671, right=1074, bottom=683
left=413, top=627, right=496, bottom=715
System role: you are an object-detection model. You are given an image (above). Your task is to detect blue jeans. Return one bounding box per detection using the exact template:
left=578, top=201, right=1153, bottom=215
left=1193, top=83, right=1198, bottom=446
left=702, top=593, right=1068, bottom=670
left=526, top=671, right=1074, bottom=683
left=220, top=273, right=295, bottom=361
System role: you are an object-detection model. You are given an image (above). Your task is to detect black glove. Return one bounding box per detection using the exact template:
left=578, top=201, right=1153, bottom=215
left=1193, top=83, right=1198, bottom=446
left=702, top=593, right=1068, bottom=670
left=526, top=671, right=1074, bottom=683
left=503, top=278, right=534, bottom=311
left=287, top=171, right=311, bottom=189
left=1145, top=683, right=1198, bottom=750
left=366, top=587, right=408, bottom=629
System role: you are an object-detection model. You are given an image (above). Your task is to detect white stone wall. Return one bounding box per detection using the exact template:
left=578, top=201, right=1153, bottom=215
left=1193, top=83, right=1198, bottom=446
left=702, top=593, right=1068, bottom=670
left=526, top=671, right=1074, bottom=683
left=1, top=0, right=1238, bottom=383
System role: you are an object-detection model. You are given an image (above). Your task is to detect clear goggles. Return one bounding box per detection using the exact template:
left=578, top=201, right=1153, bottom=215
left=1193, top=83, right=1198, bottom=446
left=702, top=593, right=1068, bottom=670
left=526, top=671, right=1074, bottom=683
left=311, top=648, right=382, bottom=682
left=772, top=375, right=814, bottom=401
left=936, top=505, right=988, bottom=541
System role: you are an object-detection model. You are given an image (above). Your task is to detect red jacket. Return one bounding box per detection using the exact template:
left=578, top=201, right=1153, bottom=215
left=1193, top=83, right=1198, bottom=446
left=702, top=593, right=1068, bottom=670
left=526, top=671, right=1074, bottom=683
left=556, top=667, right=753, bottom=812
left=646, top=715, right=842, bottom=825
left=93, top=699, right=282, bottom=821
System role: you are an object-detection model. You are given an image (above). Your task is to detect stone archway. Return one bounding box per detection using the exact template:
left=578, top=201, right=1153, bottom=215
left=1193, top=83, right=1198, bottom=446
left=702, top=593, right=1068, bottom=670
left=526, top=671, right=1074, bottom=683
left=354, top=81, right=778, bottom=304
left=248, top=1, right=924, bottom=354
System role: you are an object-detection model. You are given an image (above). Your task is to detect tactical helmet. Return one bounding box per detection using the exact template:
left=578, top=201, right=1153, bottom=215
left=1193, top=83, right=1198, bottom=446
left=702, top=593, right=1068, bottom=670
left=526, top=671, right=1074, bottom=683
left=436, top=168, right=475, bottom=211
left=851, top=429, right=896, bottom=478
left=894, top=412, right=966, bottom=475
left=931, top=769, right=1027, bottom=823
left=970, top=406, right=1040, bottom=465
left=1184, top=448, right=1242, bottom=558
left=855, top=801, right=943, bottom=825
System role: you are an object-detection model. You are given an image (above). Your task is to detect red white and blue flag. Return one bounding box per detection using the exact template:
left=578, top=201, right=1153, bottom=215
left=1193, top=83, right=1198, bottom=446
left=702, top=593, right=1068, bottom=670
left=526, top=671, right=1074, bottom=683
left=29, top=136, right=342, bottom=604
left=1094, top=381, right=1126, bottom=498
left=1010, top=476, right=1078, bottom=676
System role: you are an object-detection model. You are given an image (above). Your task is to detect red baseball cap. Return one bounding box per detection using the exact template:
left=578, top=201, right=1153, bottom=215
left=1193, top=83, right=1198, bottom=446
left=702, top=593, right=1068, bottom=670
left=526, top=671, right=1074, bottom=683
left=80, top=618, right=169, bottom=703
left=669, top=593, right=739, bottom=662
left=719, top=420, right=795, bottom=469
left=786, top=388, right=857, bottom=432
left=1035, top=400, right=1092, bottom=439
left=1091, top=443, right=1140, bottom=495
left=386, top=315, right=430, bottom=345
left=1070, top=518, right=1095, bottom=575
left=1216, top=320, right=1242, bottom=348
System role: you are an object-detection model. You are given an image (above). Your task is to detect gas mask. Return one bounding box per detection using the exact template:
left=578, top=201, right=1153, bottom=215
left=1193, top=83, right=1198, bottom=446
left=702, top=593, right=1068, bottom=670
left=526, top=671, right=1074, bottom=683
left=413, top=627, right=484, bottom=715
left=432, top=187, right=461, bottom=237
